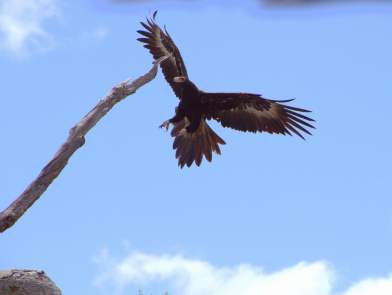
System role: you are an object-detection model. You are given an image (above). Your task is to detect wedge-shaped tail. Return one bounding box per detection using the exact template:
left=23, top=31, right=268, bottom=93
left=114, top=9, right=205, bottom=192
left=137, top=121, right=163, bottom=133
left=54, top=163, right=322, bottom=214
left=171, top=119, right=225, bottom=168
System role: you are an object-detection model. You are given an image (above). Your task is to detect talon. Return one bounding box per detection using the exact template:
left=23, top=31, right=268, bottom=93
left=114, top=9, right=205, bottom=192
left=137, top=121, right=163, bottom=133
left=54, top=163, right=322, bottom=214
left=159, top=120, right=170, bottom=130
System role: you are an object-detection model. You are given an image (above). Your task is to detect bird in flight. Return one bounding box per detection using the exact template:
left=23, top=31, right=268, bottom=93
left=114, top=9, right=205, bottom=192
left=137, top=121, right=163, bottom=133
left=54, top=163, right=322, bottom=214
left=137, top=11, right=315, bottom=168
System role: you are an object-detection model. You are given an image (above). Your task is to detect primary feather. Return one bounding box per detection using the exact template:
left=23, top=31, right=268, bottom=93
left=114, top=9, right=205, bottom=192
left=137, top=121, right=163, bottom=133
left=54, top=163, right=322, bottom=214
left=137, top=13, right=188, bottom=99
left=137, top=12, right=315, bottom=168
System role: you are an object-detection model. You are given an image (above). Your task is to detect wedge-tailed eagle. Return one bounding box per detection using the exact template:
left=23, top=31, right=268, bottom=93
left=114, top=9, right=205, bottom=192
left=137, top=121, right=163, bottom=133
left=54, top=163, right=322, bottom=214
left=137, top=12, right=315, bottom=168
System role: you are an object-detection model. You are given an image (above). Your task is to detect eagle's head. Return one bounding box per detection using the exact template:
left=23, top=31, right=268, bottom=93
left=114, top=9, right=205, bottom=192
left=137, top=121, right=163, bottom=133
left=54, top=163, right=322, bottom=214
left=173, top=76, right=187, bottom=83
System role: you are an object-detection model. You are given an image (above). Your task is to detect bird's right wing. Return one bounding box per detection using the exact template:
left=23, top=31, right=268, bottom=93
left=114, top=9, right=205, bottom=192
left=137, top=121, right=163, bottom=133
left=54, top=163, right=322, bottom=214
left=137, top=11, right=188, bottom=99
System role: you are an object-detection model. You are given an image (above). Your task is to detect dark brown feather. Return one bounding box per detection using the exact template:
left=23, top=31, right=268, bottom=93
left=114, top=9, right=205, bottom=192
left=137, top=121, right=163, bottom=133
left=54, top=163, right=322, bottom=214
left=201, top=92, right=314, bottom=139
left=138, top=12, right=314, bottom=168
left=137, top=12, right=188, bottom=99
left=171, top=119, right=225, bottom=168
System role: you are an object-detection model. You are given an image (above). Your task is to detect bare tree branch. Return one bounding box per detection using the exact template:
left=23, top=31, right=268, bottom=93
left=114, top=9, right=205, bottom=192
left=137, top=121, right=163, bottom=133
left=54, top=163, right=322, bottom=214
left=0, top=57, right=167, bottom=233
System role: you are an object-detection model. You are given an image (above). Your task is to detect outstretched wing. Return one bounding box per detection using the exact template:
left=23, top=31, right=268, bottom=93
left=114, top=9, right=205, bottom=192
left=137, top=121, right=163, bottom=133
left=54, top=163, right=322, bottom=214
left=137, top=11, right=188, bottom=99
left=202, top=92, right=315, bottom=139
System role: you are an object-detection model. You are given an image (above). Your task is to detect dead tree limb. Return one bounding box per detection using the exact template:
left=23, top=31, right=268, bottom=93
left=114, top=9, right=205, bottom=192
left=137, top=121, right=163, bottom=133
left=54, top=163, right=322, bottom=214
left=0, top=57, right=167, bottom=233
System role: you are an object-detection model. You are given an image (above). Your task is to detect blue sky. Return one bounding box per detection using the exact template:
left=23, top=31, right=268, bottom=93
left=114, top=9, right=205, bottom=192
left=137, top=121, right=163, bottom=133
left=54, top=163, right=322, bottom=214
left=1, top=1, right=392, bottom=294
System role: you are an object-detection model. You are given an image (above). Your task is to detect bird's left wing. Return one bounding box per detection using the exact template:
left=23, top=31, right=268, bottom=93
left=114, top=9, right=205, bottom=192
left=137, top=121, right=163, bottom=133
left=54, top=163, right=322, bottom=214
left=202, top=92, right=315, bottom=139
left=137, top=11, right=188, bottom=99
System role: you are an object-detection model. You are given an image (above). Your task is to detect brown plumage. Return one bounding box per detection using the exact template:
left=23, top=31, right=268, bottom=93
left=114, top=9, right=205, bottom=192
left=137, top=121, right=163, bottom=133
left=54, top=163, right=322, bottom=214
left=137, top=11, right=315, bottom=168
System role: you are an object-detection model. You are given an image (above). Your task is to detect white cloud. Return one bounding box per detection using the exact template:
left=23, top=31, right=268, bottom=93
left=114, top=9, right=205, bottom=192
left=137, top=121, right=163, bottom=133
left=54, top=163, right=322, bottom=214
left=343, top=276, right=392, bottom=295
left=93, top=251, right=333, bottom=295
left=0, top=0, right=58, bottom=55
left=93, top=250, right=392, bottom=295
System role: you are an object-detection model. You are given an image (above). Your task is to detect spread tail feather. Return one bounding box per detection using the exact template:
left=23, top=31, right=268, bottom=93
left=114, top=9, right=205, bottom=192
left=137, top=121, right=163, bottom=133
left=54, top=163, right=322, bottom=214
left=171, top=119, right=225, bottom=168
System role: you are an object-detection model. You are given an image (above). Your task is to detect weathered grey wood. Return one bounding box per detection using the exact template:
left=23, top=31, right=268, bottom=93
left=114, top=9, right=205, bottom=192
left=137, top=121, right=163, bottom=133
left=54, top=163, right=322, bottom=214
left=0, top=57, right=168, bottom=233
left=0, top=270, right=61, bottom=295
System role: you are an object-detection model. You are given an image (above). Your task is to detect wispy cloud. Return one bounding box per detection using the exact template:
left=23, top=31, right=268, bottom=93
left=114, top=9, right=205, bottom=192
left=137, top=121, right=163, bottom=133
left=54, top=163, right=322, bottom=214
left=93, top=250, right=392, bottom=295
left=91, top=27, right=109, bottom=42
left=0, top=0, right=58, bottom=56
